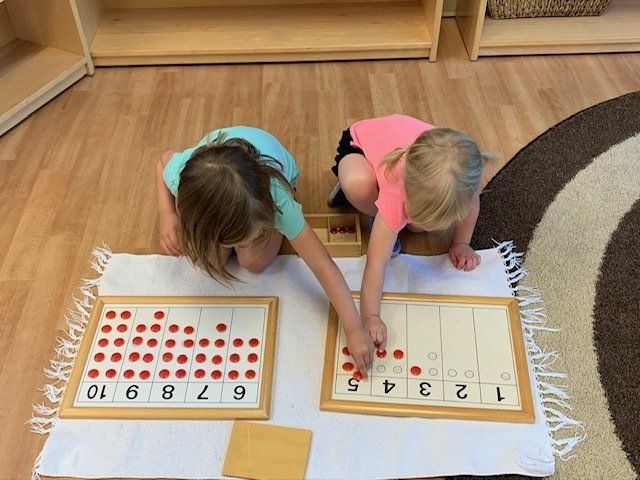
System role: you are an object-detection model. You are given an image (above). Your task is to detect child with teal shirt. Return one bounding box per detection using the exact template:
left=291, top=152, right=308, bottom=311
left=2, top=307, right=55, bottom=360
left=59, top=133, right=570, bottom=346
left=155, top=126, right=377, bottom=377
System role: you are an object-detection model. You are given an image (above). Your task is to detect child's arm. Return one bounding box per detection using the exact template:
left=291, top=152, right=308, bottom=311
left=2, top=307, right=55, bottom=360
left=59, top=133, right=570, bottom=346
left=449, top=190, right=481, bottom=271
left=290, top=223, right=374, bottom=377
left=360, top=215, right=396, bottom=349
left=155, top=151, right=183, bottom=256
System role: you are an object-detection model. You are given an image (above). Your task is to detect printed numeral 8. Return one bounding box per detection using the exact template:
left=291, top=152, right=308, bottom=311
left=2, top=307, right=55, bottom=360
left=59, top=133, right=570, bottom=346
left=162, top=385, right=175, bottom=400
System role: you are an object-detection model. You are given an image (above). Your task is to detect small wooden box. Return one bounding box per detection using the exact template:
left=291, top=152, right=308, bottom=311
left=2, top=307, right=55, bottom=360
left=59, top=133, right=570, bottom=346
left=282, top=213, right=362, bottom=258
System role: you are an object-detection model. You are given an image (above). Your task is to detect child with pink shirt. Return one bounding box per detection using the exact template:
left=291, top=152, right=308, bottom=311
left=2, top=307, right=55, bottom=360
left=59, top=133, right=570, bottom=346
left=327, top=114, right=492, bottom=349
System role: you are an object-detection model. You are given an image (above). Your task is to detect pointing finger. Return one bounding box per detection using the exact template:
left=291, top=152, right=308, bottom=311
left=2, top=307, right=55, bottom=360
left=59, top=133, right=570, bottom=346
left=355, top=355, right=367, bottom=379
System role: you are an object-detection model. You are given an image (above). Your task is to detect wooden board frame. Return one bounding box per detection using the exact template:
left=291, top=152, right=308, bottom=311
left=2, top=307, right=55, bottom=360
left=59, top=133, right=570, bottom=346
left=320, top=292, right=535, bottom=423
left=59, top=295, right=278, bottom=420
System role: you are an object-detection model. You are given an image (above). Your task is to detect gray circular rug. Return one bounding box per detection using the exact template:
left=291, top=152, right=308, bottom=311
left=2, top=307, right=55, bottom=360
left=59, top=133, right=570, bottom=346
left=468, top=91, right=640, bottom=479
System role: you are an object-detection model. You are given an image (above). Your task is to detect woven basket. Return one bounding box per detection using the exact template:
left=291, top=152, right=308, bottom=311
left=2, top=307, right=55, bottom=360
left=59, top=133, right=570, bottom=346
left=487, top=0, right=612, bottom=19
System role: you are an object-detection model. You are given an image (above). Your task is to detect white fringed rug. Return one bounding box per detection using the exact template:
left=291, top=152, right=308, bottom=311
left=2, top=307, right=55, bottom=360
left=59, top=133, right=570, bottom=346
left=31, top=243, right=582, bottom=479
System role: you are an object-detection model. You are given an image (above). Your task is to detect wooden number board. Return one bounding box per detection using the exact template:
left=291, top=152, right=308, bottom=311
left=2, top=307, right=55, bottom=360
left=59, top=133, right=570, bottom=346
left=59, top=296, right=278, bottom=420
left=320, top=293, right=535, bottom=423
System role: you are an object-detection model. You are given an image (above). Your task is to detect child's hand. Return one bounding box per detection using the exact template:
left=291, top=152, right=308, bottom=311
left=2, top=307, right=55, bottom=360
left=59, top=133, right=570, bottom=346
left=159, top=213, right=183, bottom=256
left=449, top=243, right=481, bottom=271
left=344, top=327, right=374, bottom=379
left=362, top=314, right=387, bottom=350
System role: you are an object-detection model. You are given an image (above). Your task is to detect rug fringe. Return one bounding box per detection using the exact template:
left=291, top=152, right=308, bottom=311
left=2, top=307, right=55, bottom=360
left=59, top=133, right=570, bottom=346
left=496, top=241, right=586, bottom=463
left=28, top=245, right=112, bottom=437
left=31, top=450, right=43, bottom=480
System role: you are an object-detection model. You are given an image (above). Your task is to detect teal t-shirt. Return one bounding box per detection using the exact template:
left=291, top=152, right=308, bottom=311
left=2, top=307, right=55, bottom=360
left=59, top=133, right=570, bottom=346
left=163, top=126, right=305, bottom=240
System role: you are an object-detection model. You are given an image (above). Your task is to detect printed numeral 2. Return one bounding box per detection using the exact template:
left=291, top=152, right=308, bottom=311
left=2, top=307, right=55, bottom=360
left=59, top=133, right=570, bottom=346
left=456, top=384, right=468, bottom=399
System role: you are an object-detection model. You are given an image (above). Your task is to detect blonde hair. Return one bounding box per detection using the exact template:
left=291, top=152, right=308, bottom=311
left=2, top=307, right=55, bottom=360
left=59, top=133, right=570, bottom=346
left=382, top=128, right=492, bottom=230
left=176, top=133, right=293, bottom=283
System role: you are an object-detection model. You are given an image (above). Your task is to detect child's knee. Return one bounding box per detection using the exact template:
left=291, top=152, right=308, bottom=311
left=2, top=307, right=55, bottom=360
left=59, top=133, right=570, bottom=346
left=340, top=171, right=377, bottom=199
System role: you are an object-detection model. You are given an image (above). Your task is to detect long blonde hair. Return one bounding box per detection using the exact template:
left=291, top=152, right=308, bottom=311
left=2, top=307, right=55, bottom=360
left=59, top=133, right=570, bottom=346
left=176, top=133, right=293, bottom=283
left=382, top=128, right=492, bottom=230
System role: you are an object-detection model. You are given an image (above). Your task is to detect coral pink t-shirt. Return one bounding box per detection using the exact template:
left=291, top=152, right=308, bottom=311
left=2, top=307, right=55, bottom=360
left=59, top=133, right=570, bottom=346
left=349, top=114, right=435, bottom=233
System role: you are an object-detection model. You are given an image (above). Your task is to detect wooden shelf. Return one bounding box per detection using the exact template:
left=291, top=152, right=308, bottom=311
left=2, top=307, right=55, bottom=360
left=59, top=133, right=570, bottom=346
left=89, top=2, right=436, bottom=65
left=0, top=0, right=92, bottom=136
left=0, top=39, right=87, bottom=135
left=456, top=0, right=640, bottom=60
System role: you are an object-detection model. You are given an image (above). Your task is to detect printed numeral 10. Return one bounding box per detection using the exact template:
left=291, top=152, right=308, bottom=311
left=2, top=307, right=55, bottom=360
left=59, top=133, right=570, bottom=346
left=86, top=384, right=107, bottom=400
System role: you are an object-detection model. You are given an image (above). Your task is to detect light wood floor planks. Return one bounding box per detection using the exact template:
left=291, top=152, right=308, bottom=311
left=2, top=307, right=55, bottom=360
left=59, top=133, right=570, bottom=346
left=0, top=19, right=638, bottom=479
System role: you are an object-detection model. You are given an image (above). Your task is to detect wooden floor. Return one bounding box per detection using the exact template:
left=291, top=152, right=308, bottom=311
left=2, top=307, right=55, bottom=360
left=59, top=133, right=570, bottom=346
left=0, top=19, right=638, bottom=479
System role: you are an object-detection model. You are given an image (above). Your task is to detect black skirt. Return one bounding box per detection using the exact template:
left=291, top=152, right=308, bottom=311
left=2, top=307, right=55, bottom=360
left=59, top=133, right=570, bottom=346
left=331, top=128, right=364, bottom=177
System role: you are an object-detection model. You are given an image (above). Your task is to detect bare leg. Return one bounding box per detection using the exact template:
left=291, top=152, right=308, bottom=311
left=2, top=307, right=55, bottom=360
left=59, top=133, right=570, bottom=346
left=235, top=230, right=283, bottom=274
left=338, top=153, right=378, bottom=217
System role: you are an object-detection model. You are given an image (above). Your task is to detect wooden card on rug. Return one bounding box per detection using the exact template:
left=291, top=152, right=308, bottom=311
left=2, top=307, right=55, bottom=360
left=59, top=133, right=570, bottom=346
left=223, top=422, right=312, bottom=480
left=321, top=292, right=535, bottom=423
left=59, top=296, right=278, bottom=420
